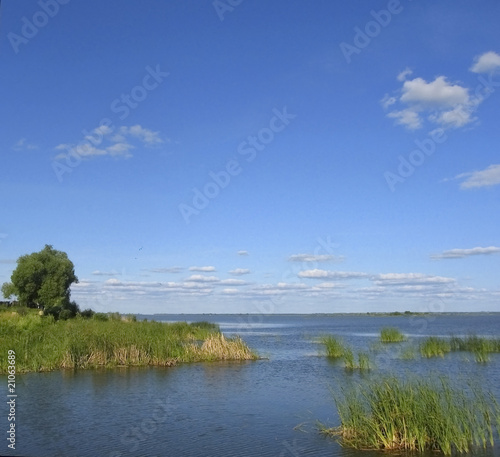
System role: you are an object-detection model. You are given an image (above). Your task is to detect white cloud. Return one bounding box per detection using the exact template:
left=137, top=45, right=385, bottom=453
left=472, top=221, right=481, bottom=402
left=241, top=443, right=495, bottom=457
left=105, top=278, right=122, bottom=285
left=92, top=270, right=120, bottom=276
left=397, top=67, right=413, bottom=82
left=400, top=76, right=469, bottom=107
left=121, top=125, right=163, bottom=145
left=470, top=51, right=500, bottom=74
left=218, top=279, right=249, bottom=286
left=237, top=250, right=249, bottom=256
left=221, top=288, right=239, bottom=295
left=453, top=164, right=500, bottom=189
left=146, top=267, right=184, bottom=273
left=229, top=268, right=251, bottom=276
left=381, top=94, right=397, bottom=109
left=386, top=108, right=422, bottom=130
left=384, top=72, right=481, bottom=130
left=288, top=254, right=341, bottom=262
left=106, top=142, right=134, bottom=156
left=431, top=246, right=500, bottom=260
left=54, top=124, right=165, bottom=160
left=189, top=266, right=216, bottom=272
left=312, top=282, right=345, bottom=289
left=372, top=273, right=455, bottom=286
left=13, top=138, right=38, bottom=151
left=185, top=275, right=219, bottom=283
left=298, top=269, right=368, bottom=280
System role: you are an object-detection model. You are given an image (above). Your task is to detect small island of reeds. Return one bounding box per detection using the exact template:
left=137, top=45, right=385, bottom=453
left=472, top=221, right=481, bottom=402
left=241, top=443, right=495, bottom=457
left=380, top=327, right=406, bottom=343
left=0, top=309, right=257, bottom=373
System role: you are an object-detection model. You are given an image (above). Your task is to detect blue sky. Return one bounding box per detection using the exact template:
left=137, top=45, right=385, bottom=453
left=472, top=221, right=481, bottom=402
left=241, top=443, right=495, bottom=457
left=1, top=0, right=499, bottom=314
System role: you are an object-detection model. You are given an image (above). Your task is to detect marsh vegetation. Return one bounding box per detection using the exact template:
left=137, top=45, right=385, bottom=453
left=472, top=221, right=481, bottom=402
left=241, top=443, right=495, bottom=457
left=0, top=310, right=257, bottom=373
left=321, top=376, right=500, bottom=455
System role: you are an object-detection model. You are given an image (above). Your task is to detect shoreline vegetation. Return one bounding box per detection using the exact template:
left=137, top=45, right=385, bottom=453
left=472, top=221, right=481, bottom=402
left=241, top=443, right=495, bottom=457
left=0, top=308, right=257, bottom=373
left=319, top=328, right=500, bottom=454
left=320, top=376, right=500, bottom=455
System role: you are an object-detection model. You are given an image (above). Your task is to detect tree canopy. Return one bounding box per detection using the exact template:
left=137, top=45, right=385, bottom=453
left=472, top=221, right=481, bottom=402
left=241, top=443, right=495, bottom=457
left=2, top=245, right=79, bottom=316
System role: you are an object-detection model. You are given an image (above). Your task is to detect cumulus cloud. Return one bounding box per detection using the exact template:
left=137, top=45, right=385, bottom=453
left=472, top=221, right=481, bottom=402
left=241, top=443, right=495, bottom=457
left=298, top=269, right=368, bottom=280
left=431, top=246, right=500, bottom=260
left=288, top=254, right=342, bottom=262
left=54, top=124, right=166, bottom=160
left=189, top=266, right=216, bottom=272
left=470, top=51, right=500, bottom=74
left=452, top=164, right=500, bottom=189
left=229, top=268, right=251, bottom=276
left=381, top=54, right=500, bottom=131
left=383, top=75, right=478, bottom=130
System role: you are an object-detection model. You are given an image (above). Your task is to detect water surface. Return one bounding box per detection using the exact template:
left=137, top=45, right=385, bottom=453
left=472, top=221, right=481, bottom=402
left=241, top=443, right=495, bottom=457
left=2, top=313, right=500, bottom=456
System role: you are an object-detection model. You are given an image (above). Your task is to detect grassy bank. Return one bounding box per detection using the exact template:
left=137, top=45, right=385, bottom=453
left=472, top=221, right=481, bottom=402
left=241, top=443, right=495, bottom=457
left=321, top=375, right=500, bottom=455
left=0, top=311, right=257, bottom=373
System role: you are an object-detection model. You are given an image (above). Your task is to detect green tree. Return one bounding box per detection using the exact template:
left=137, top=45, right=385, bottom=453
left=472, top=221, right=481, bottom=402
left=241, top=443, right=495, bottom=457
left=1, top=245, right=79, bottom=316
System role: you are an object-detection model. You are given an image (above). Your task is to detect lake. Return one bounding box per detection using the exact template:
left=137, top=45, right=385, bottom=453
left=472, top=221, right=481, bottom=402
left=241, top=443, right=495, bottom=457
left=2, top=313, right=500, bottom=457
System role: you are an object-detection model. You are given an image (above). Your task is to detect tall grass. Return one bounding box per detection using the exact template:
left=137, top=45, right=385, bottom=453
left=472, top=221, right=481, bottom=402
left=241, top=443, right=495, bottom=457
left=0, top=313, right=256, bottom=373
left=420, top=337, right=451, bottom=358
left=380, top=327, right=406, bottom=343
left=321, top=375, right=500, bottom=455
left=420, top=335, right=500, bottom=361
left=320, top=335, right=346, bottom=358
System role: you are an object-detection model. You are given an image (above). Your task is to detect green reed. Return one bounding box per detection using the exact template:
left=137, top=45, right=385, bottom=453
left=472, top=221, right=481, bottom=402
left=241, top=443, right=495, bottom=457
left=321, top=375, right=500, bottom=455
left=320, top=335, right=346, bottom=358
left=380, top=327, right=406, bottom=343
left=0, top=312, right=256, bottom=373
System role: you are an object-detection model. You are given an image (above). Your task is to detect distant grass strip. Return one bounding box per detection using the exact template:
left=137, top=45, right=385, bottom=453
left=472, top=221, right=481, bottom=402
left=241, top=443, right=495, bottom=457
left=0, top=313, right=257, bottom=373
left=380, top=327, right=406, bottom=343
left=321, top=376, right=500, bottom=455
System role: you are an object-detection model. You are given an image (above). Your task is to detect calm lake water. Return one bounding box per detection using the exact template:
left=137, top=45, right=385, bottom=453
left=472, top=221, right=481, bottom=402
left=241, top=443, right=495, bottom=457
left=2, top=313, right=500, bottom=457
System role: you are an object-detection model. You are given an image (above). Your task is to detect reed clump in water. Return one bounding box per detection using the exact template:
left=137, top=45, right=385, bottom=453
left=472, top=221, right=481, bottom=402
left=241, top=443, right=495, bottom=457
left=0, top=312, right=257, bottom=373
left=321, top=376, right=500, bottom=455
left=320, top=335, right=346, bottom=358
left=420, top=337, right=451, bottom=358
left=184, top=333, right=257, bottom=362
left=420, top=335, right=500, bottom=361
left=380, top=327, right=406, bottom=343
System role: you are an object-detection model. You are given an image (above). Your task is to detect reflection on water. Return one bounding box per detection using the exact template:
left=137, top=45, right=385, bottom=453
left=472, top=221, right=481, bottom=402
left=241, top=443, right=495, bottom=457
left=2, top=314, right=500, bottom=456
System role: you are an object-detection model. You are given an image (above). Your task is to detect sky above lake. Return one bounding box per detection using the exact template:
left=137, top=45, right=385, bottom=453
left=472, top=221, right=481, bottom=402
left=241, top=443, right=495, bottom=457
left=1, top=0, right=499, bottom=314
